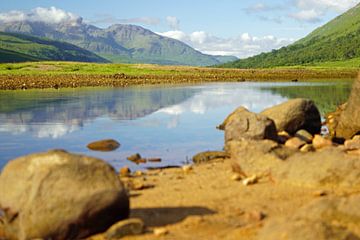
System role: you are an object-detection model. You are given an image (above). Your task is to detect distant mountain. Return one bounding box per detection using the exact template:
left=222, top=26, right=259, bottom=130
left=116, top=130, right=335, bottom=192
left=0, top=21, right=236, bottom=66
left=0, top=32, right=108, bottom=63
left=220, top=3, right=360, bottom=68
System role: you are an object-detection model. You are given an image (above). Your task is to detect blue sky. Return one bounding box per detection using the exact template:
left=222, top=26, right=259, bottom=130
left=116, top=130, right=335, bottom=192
left=1, top=0, right=359, bottom=58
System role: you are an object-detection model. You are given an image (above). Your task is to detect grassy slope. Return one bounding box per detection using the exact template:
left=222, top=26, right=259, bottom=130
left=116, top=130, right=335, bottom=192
left=0, top=32, right=109, bottom=63
left=220, top=4, right=360, bottom=69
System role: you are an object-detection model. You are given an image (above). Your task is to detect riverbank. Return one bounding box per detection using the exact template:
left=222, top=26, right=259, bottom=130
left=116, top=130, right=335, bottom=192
left=0, top=61, right=357, bottom=90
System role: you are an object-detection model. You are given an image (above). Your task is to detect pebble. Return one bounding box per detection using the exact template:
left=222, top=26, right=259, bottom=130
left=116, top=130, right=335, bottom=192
left=300, top=144, right=315, bottom=153
left=119, top=166, right=131, bottom=177
left=242, top=175, right=258, bottom=186
left=245, top=210, right=266, bottom=221
left=231, top=173, right=242, bottom=181
left=127, top=153, right=142, bottom=162
left=87, top=139, right=120, bottom=152
left=313, top=190, right=327, bottom=197
left=182, top=165, right=193, bottom=173
left=153, top=227, right=169, bottom=236
left=344, top=139, right=360, bottom=150
left=312, top=135, right=333, bottom=149
left=295, top=129, right=313, bottom=143
left=105, top=218, right=144, bottom=239
left=148, top=158, right=162, bottom=163
left=285, top=137, right=306, bottom=149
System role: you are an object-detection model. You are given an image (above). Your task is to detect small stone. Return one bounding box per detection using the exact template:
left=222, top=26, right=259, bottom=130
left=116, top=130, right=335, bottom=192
left=242, top=175, right=258, bottom=186
left=313, top=190, right=327, bottom=197
left=277, top=131, right=291, bottom=144
left=295, top=129, right=313, bottom=143
left=245, top=210, right=266, bottom=221
left=87, top=139, right=120, bottom=152
left=182, top=165, right=193, bottom=173
left=105, top=218, right=144, bottom=239
left=300, top=144, right=315, bottom=153
left=231, top=173, right=242, bottom=181
left=352, top=135, right=360, bottom=141
left=127, top=153, right=142, bottom=162
left=134, top=171, right=144, bottom=177
left=344, top=139, right=360, bottom=150
left=148, top=158, right=162, bottom=163
left=313, top=135, right=333, bottom=149
left=119, top=166, right=131, bottom=177
left=154, top=227, right=169, bottom=236
left=285, top=137, right=306, bottom=149
left=193, top=151, right=228, bottom=164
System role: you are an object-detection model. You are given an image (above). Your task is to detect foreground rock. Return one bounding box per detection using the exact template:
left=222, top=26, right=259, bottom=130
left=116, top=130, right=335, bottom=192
left=334, top=76, right=360, bottom=139
left=259, top=195, right=360, bottom=239
left=87, top=139, right=120, bottom=151
left=219, top=107, right=278, bottom=145
left=0, top=150, right=129, bottom=240
left=261, top=98, right=321, bottom=135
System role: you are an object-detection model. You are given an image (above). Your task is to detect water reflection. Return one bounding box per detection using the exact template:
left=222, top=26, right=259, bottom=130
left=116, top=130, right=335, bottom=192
left=0, top=81, right=352, bottom=169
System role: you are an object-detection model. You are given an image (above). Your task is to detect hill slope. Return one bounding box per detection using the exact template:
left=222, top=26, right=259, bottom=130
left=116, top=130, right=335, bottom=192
left=0, top=22, right=236, bottom=66
left=0, top=32, right=109, bottom=63
left=220, top=3, right=360, bottom=68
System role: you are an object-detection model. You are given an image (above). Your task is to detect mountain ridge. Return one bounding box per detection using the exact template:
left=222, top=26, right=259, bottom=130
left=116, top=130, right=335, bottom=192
left=0, top=21, right=237, bottom=66
left=219, top=3, right=360, bottom=68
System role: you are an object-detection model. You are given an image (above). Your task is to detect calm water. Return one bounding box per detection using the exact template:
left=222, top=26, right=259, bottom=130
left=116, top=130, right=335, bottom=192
left=0, top=81, right=352, bottom=170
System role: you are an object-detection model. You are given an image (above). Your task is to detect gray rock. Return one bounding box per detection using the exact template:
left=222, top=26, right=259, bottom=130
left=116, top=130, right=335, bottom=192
left=261, top=98, right=321, bottom=135
left=105, top=218, right=144, bottom=239
left=258, top=195, right=360, bottom=240
left=220, top=107, right=278, bottom=144
left=0, top=150, right=129, bottom=240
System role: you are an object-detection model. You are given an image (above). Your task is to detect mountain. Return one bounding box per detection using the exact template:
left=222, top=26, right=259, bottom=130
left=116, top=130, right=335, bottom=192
left=0, top=21, right=236, bottom=66
left=220, top=3, right=360, bottom=68
left=0, top=32, right=108, bottom=63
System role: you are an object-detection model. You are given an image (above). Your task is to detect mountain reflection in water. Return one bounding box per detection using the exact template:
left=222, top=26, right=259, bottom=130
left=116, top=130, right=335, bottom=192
left=0, top=82, right=351, bottom=169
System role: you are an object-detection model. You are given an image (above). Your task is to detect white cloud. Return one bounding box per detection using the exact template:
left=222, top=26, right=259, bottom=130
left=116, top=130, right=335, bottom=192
left=166, top=16, right=180, bottom=30
left=290, top=0, right=360, bottom=22
left=0, top=7, right=82, bottom=25
left=158, top=30, right=294, bottom=58
left=290, top=9, right=323, bottom=22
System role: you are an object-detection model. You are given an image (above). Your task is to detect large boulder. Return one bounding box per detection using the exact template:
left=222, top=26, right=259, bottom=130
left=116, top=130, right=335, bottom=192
left=0, top=150, right=129, bottom=240
left=334, top=77, right=360, bottom=139
left=260, top=98, right=321, bottom=135
left=219, top=107, right=278, bottom=145
left=258, top=195, right=360, bottom=240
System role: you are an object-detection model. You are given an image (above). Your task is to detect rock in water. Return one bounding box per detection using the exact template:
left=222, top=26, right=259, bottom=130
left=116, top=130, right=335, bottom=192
left=261, top=98, right=321, bottom=135
left=219, top=107, right=278, bottom=144
left=0, top=150, right=129, bottom=240
left=335, top=76, right=360, bottom=139
left=87, top=139, right=120, bottom=151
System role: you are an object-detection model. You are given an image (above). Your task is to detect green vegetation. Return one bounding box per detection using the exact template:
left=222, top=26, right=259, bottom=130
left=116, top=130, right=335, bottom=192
left=0, top=61, right=178, bottom=75
left=220, top=4, right=360, bottom=69
left=0, top=32, right=108, bottom=63
left=264, top=81, right=353, bottom=115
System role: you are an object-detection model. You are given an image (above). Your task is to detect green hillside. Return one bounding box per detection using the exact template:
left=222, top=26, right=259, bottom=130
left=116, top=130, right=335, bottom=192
left=220, top=4, right=360, bottom=68
left=0, top=32, right=108, bottom=63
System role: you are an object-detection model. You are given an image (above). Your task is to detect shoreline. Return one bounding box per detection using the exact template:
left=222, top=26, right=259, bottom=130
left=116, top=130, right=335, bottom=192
left=0, top=62, right=358, bottom=90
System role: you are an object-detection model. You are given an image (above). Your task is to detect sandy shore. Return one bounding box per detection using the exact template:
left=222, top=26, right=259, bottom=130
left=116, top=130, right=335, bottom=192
left=87, top=158, right=358, bottom=240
